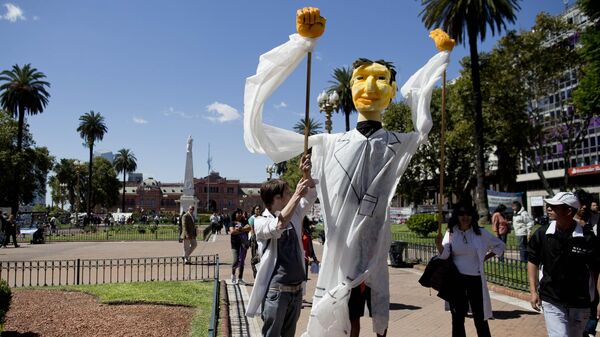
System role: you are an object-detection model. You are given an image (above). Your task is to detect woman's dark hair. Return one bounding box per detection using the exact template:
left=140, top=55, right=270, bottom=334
left=493, top=204, right=507, bottom=213
left=448, top=202, right=481, bottom=235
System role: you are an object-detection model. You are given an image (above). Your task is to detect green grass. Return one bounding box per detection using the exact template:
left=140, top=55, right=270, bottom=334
left=52, top=281, right=214, bottom=337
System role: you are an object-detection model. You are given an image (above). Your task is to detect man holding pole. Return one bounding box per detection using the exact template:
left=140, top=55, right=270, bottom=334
left=244, top=7, right=453, bottom=336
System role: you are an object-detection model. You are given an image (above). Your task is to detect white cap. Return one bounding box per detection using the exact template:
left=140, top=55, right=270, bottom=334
left=544, top=192, right=581, bottom=209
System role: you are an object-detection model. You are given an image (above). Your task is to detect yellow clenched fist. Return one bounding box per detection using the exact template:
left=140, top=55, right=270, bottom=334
left=429, top=28, right=455, bottom=52
left=296, top=7, right=326, bottom=39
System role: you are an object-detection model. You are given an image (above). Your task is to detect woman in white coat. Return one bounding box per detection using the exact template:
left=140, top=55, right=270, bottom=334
left=435, top=202, right=505, bottom=337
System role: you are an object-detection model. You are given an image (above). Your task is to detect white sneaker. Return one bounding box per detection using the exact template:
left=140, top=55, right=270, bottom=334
left=237, top=279, right=246, bottom=285
left=231, top=275, right=237, bottom=284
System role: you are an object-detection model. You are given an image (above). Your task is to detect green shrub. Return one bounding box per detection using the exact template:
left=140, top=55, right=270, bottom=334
left=0, top=279, right=12, bottom=325
left=83, top=225, right=97, bottom=233
left=406, top=214, right=438, bottom=237
left=137, top=225, right=146, bottom=234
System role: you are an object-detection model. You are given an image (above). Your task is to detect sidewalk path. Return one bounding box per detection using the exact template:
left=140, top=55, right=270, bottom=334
left=1, top=234, right=547, bottom=337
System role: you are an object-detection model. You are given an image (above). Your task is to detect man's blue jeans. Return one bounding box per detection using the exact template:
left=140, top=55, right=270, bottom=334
left=542, top=301, right=589, bottom=337
left=261, top=288, right=303, bottom=337
left=516, top=235, right=528, bottom=262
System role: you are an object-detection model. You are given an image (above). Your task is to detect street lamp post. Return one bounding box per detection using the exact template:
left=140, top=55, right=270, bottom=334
left=317, top=90, right=340, bottom=134
left=266, top=164, right=277, bottom=180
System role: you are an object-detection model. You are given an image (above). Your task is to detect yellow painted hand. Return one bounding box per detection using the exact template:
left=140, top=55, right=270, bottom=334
left=296, top=7, right=326, bottom=38
left=429, top=29, right=455, bottom=52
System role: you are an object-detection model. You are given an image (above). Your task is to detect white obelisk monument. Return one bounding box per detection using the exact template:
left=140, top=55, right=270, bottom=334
left=179, top=136, right=198, bottom=216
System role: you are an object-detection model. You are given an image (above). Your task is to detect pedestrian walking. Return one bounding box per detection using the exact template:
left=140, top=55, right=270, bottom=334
left=3, top=214, right=19, bottom=248
left=435, top=202, right=505, bottom=337
left=511, top=201, right=533, bottom=262
left=527, top=192, right=600, bottom=337
left=180, top=206, right=197, bottom=264
left=248, top=205, right=262, bottom=278
left=230, top=210, right=251, bottom=284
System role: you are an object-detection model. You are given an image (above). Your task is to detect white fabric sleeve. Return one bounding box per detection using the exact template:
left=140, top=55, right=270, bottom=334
left=400, top=51, right=450, bottom=141
left=483, top=229, right=505, bottom=257
left=254, top=216, right=284, bottom=240
left=244, top=34, right=322, bottom=163
left=439, top=230, right=451, bottom=260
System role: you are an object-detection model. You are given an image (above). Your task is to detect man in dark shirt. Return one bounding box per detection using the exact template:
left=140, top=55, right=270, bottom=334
left=528, top=192, right=600, bottom=337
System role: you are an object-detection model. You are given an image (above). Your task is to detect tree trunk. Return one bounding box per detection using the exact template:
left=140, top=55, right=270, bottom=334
left=467, top=24, right=488, bottom=223
left=122, top=170, right=126, bottom=212
left=10, top=105, right=26, bottom=216
left=87, top=142, right=93, bottom=221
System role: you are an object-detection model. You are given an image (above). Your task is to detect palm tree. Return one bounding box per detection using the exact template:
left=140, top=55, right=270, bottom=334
left=113, top=149, right=137, bottom=213
left=293, top=117, right=323, bottom=136
left=77, top=111, right=108, bottom=220
left=328, top=66, right=355, bottom=131
left=420, top=0, right=520, bottom=220
left=0, top=64, right=50, bottom=215
left=0, top=64, right=50, bottom=152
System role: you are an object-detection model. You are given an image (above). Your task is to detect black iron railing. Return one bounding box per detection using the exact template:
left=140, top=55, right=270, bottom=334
left=393, top=233, right=529, bottom=292
left=0, top=254, right=218, bottom=288
left=208, top=256, right=220, bottom=337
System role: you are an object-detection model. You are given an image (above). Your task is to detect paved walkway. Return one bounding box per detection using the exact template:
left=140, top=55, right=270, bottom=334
left=1, top=234, right=548, bottom=337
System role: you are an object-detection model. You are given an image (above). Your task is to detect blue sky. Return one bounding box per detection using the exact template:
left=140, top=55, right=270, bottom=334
left=1, top=1, right=568, bottom=191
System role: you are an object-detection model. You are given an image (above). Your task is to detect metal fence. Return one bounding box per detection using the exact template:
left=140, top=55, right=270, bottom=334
left=208, top=257, right=221, bottom=337
left=0, top=254, right=218, bottom=288
left=393, top=233, right=529, bottom=292
left=392, top=231, right=522, bottom=252
left=15, top=225, right=197, bottom=243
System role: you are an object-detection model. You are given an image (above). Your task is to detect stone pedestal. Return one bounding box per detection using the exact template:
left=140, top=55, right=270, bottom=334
left=179, top=195, right=198, bottom=217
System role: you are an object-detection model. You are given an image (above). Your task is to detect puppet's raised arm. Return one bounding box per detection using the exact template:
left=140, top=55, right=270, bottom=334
left=244, top=8, right=326, bottom=164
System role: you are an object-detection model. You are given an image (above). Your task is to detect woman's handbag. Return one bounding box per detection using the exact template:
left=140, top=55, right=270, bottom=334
left=418, top=252, right=459, bottom=301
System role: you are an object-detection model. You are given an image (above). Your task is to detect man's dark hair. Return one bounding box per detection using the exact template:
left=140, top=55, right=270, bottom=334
left=260, top=179, right=288, bottom=208
left=512, top=201, right=522, bottom=210
left=352, top=58, right=397, bottom=84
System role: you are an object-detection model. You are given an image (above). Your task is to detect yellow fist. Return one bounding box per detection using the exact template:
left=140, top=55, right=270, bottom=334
left=296, top=7, right=326, bottom=39
left=429, top=29, right=455, bottom=52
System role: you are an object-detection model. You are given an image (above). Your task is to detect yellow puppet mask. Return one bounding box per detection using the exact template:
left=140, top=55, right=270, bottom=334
left=351, top=62, right=397, bottom=118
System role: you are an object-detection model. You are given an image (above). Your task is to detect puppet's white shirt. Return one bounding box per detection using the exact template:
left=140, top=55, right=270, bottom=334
left=243, top=33, right=449, bottom=336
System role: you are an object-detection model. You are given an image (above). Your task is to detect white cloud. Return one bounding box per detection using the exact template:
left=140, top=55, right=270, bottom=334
left=32, top=15, right=38, bottom=21
left=163, top=106, right=193, bottom=119
left=205, top=102, right=240, bottom=123
left=1, top=3, right=25, bottom=22
left=274, top=101, right=287, bottom=109
left=133, top=116, right=148, bottom=124
left=315, top=52, right=323, bottom=61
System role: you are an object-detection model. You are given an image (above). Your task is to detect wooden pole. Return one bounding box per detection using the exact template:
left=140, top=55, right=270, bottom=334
left=438, top=70, right=447, bottom=237
left=304, top=52, right=312, bottom=156
left=302, top=52, right=312, bottom=179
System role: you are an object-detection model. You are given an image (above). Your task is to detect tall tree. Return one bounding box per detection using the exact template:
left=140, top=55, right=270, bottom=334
left=328, top=66, right=355, bottom=131
left=495, top=14, right=585, bottom=192
left=420, top=0, right=520, bottom=220
left=113, top=148, right=137, bottom=212
left=77, top=111, right=107, bottom=220
left=53, top=159, right=78, bottom=211
left=0, top=64, right=50, bottom=215
left=293, top=117, right=323, bottom=136
left=0, top=113, right=54, bottom=209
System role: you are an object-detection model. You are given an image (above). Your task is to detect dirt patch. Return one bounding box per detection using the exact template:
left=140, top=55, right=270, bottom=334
left=2, top=290, right=195, bottom=337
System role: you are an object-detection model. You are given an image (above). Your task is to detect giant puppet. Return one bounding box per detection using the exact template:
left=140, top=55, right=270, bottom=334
left=244, top=7, right=454, bottom=336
